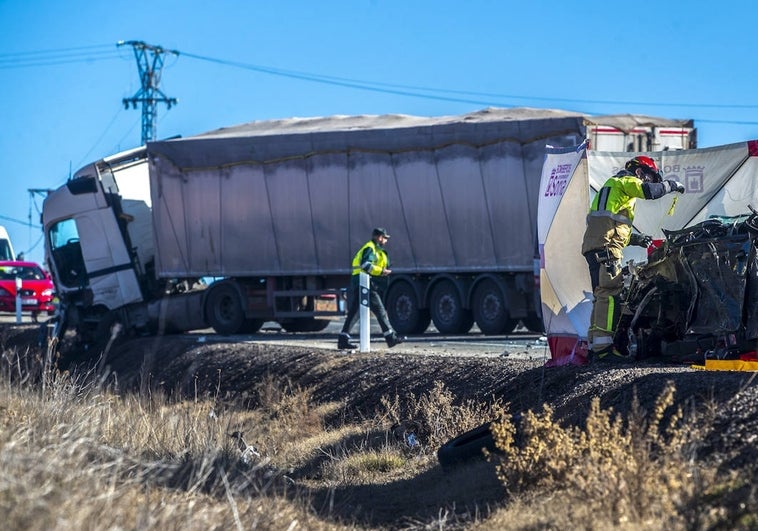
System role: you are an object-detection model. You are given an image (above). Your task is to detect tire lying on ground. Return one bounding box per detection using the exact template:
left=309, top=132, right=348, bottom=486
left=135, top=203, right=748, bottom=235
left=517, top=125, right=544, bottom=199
left=437, top=421, right=500, bottom=470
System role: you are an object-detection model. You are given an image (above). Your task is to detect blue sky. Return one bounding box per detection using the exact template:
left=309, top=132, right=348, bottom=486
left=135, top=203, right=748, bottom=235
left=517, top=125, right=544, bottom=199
left=1, top=0, right=757, bottom=264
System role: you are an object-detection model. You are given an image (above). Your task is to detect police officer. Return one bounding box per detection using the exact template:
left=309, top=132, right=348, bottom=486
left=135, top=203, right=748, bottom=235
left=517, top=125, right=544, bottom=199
left=582, top=156, right=685, bottom=362
left=338, top=227, right=406, bottom=350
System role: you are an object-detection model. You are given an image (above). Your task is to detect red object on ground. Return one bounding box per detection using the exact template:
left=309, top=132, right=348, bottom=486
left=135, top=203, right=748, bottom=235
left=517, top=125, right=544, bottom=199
left=545, top=335, right=589, bottom=367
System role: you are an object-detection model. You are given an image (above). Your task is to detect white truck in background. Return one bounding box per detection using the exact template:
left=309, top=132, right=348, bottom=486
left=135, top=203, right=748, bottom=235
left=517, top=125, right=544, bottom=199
left=585, top=115, right=696, bottom=151
left=0, top=226, right=15, bottom=261
left=41, top=107, right=695, bottom=345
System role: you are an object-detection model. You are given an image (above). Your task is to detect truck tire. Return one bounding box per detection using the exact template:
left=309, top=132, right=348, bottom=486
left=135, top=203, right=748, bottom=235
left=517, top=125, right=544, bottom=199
left=386, top=281, right=430, bottom=335
left=458, top=310, right=475, bottom=334
left=430, top=280, right=472, bottom=335
left=205, top=283, right=245, bottom=335
left=521, top=315, right=545, bottom=334
left=437, top=422, right=500, bottom=470
left=472, top=279, right=517, bottom=335
left=412, top=310, right=433, bottom=334
left=280, top=318, right=330, bottom=332
left=240, top=319, right=265, bottom=334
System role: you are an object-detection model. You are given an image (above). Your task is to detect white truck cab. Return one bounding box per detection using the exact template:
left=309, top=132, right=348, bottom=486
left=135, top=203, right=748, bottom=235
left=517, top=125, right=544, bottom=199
left=43, top=147, right=149, bottom=312
left=0, top=226, right=16, bottom=261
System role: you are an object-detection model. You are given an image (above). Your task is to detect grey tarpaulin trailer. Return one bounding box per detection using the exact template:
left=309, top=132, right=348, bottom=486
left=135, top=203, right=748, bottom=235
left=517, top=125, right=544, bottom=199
left=147, top=108, right=586, bottom=334
left=147, top=108, right=586, bottom=278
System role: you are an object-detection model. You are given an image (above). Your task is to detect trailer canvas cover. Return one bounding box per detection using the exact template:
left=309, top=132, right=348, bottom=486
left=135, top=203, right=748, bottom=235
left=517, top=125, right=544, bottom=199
left=538, top=139, right=758, bottom=366
left=146, top=108, right=585, bottom=278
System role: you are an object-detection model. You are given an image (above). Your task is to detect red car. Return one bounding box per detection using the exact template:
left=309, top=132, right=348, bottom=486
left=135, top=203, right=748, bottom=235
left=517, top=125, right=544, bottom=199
left=0, top=261, right=57, bottom=321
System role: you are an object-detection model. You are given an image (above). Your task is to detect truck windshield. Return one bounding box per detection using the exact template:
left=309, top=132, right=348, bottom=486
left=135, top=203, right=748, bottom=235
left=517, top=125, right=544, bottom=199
left=0, top=240, right=12, bottom=261
left=49, top=219, right=87, bottom=287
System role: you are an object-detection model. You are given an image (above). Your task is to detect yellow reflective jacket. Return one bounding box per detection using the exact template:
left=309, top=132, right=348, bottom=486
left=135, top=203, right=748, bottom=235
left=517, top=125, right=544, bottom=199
left=351, top=240, right=389, bottom=276
left=581, top=171, right=646, bottom=258
left=351, top=239, right=389, bottom=290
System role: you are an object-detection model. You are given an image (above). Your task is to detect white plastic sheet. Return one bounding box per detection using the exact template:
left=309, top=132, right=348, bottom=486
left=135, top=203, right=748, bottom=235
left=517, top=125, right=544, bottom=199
left=537, top=142, right=592, bottom=365
left=538, top=139, right=758, bottom=365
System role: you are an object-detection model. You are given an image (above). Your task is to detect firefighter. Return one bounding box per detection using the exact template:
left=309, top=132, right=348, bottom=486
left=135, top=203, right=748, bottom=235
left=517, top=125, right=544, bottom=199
left=582, top=156, right=685, bottom=362
left=338, top=227, right=406, bottom=350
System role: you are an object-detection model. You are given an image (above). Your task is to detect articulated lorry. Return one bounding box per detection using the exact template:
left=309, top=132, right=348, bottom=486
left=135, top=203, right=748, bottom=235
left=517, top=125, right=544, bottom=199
left=41, top=107, right=692, bottom=343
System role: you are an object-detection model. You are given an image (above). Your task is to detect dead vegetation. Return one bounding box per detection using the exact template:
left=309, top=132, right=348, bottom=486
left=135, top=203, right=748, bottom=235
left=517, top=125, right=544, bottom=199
left=1, top=324, right=758, bottom=529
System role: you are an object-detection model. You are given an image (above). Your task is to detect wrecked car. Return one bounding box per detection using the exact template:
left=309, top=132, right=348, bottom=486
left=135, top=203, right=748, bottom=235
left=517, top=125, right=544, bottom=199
left=615, top=209, right=758, bottom=362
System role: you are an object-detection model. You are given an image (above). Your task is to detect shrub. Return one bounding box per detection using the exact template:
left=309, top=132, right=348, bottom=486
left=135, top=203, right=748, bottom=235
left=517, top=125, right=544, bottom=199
left=377, top=380, right=506, bottom=451
left=489, top=381, right=707, bottom=526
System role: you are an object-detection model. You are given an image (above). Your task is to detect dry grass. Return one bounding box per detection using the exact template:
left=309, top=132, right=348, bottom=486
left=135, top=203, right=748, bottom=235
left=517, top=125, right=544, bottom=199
left=0, top=348, right=341, bottom=530
left=0, top=345, right=506, bottom=530
left=485, top=381, right=758, bottom=529
left=1, top=343, right=757, bottom=530
left=376, top=379, right=506, bottom=450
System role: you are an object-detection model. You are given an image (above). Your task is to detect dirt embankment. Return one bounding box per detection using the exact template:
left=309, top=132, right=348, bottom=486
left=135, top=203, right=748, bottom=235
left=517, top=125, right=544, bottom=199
left=4, top=323, right=758, bottom=467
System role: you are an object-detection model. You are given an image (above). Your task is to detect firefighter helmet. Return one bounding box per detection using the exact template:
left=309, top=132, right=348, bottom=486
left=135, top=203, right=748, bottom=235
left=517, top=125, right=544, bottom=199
left=625, top=156, right=662, bottom=183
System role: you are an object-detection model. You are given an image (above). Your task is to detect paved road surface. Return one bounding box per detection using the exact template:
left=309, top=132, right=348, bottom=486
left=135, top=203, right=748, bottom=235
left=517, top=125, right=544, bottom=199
left=187, top=318, right=551, bottom=361
left=1, top=312, right=552, bottom=362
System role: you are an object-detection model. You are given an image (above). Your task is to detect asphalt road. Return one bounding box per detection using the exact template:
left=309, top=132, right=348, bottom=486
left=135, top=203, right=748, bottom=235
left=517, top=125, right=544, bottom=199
left=0, top=312, right=48, bottom=325
left=186, top=318, right=550, bottom=362
left=0, top=312, right=551, bottom=362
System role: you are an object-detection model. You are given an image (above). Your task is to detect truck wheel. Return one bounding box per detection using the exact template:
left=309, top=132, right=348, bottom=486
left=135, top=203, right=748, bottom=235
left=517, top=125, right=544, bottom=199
left=240, top=319, right=264, bottom=334
left=430, top=280, right=471, bottom=335
left=386, top=281, right=429, bottom=335
left=281, top=318, right=330, bottom=332
left=437, top=422, right=499, bottom=470
left=473, top=279, right=517, bottom=335
left=459, top=310, right=475, bottom=334
left=521, top=315, right=545, bottom=334
left=412, top=310, right=432, bottom=335
left=205, top=284, right=245, bottom=335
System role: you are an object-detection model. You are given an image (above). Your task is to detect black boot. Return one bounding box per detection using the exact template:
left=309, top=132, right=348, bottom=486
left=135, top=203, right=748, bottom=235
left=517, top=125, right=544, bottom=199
left=385, top=333, right=406, bottom=348
left=338, top=333, right=357, bottom=350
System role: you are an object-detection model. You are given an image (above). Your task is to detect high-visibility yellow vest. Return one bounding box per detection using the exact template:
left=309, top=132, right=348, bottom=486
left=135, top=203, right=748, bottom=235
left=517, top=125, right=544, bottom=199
left=582, top=172, right=646, bottom=257
left=588, top=173, right=645, bottom=225
left=351, top=240, right=388, bottom=277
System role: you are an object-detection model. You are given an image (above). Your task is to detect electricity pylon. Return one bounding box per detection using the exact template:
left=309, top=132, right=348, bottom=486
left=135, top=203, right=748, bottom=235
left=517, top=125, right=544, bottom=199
left=118, top=40, right=179, bottom=145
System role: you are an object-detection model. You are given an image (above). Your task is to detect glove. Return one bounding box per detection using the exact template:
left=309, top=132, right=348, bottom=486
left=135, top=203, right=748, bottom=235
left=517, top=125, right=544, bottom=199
left=629, top=233, right=653, bottom=248
left=665, top=180, right=685, bottom=193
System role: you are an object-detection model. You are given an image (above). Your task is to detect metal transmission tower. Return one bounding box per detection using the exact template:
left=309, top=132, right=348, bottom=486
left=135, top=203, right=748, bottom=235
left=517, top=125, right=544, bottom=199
left=118, top=40, right=179, bottom=145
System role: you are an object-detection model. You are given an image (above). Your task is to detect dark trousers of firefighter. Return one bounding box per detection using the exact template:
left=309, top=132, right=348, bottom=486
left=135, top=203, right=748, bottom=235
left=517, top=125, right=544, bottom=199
left=584, top=251, right=623, bottom=351
left=340, top=283, right=392, bottom=336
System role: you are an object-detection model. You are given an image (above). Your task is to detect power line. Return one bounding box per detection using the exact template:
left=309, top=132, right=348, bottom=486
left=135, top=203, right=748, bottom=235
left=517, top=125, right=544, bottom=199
left=17, top=233, right=44, bottom=259
left=181, top=51, right=758, bottom=112
left=0, top=44, right=121, bottom=69
left=693, top=117, right=758, bottom=126
left=0, top=213, right=35, bottom=228
left=5, top=43, right=758, bottom=126
left=5, top=43, right=758, bottom=114
left=181, top=51, right=511, bottom=108
left=70, top=107, right=126, bottom=171
left=177, top=51, right=758, bottom=126
left=0, top=44, right=113, bottom=57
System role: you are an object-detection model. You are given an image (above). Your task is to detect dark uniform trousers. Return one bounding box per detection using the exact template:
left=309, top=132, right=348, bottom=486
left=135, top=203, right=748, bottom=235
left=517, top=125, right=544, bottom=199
left=340, top=277, right=392, bottom=336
